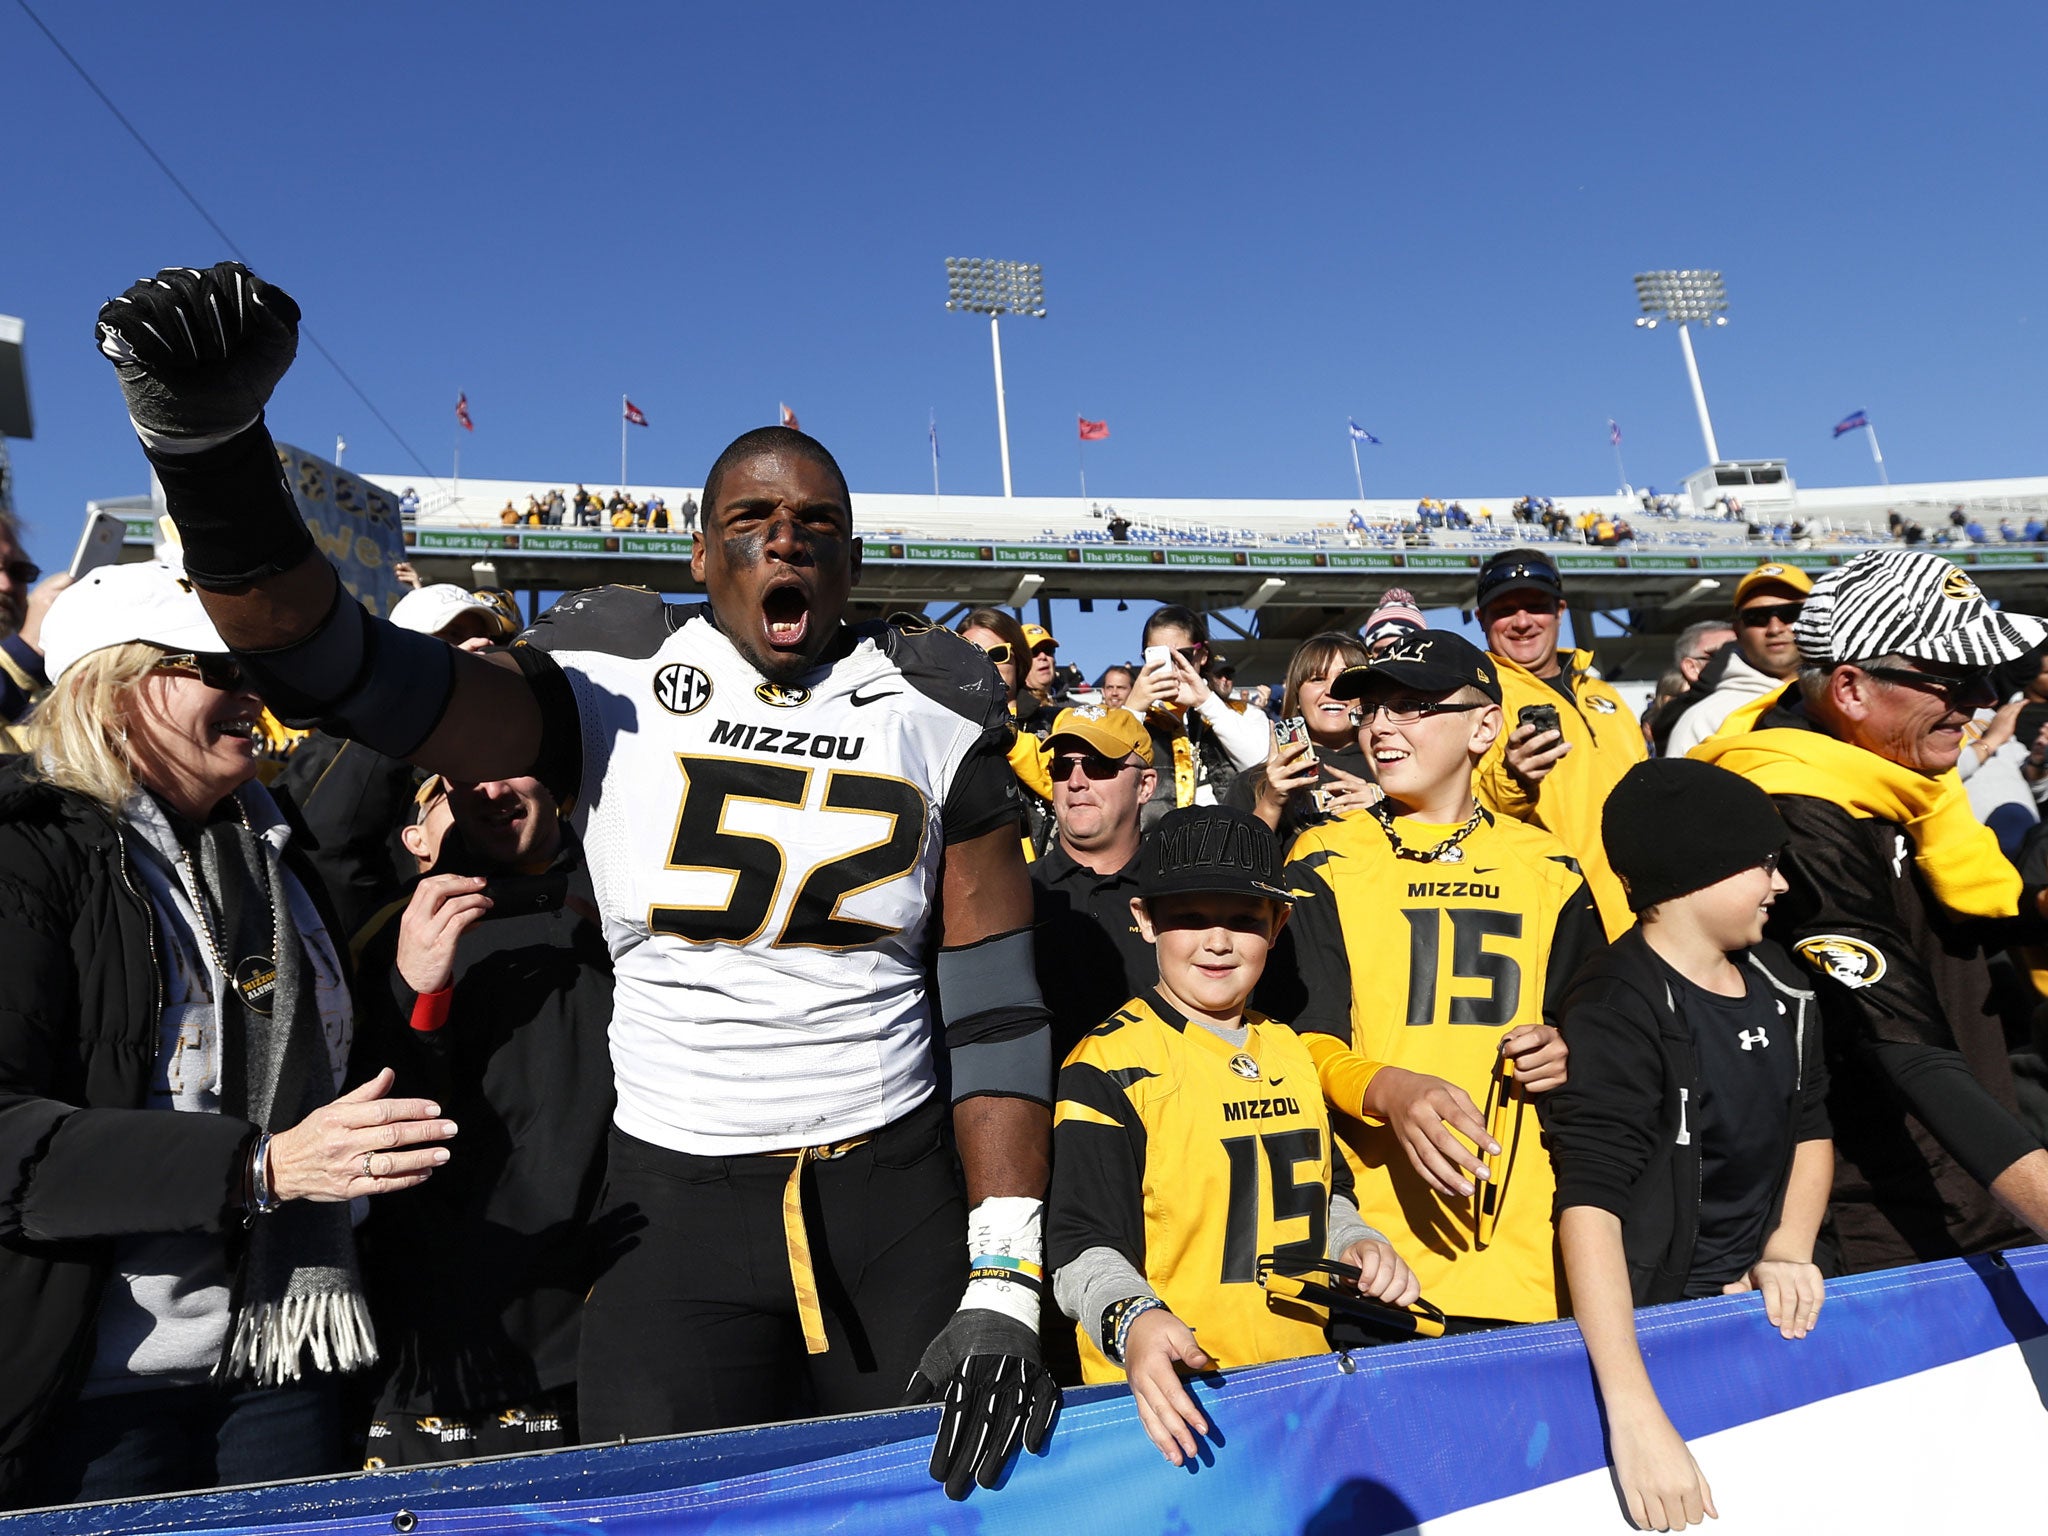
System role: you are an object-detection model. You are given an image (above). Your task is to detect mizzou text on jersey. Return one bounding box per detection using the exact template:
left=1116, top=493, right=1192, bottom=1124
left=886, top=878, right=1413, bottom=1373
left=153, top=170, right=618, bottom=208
left=1272, top=809, right=1602, bottom=1323
left=1047, top=994, right=1347, bottom=1382
left=523, top=593, right=1020, bottom=1155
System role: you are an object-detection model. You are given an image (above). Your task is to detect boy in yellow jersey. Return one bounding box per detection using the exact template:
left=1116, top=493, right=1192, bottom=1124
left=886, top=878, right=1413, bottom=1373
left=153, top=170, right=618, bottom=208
left=1048, top=805, right=1419, bottom=1466
left=1266, top=632, right=1605, bottom=1330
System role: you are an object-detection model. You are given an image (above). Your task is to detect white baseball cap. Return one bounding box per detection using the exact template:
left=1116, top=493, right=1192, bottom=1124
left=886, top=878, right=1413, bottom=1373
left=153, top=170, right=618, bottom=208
left=390, top=584, right=509, bottom=639
left=40, top=560, right=228, bottom=682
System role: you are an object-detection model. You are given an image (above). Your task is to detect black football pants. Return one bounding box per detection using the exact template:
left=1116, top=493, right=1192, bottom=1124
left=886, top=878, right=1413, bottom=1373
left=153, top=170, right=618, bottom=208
left=577, top=1095, right=966, bottom=1440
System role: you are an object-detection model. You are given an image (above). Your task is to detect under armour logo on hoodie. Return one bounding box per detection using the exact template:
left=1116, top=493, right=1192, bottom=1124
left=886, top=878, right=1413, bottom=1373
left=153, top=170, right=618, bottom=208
left=1738, top=1028, right=1770, bottom=1052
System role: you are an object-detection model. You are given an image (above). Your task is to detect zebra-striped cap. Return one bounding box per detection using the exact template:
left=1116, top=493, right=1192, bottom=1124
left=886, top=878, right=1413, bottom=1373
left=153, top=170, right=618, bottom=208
left=1795, top=549, right=2047, bottom=669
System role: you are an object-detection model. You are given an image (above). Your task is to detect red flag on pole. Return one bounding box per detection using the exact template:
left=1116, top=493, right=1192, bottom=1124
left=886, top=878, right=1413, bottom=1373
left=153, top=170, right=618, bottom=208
left=624, top=398, right=649, bottom=427
left=779, top=402, right=800, bottom=431
left=455, top=393, right=474, bottom=432
left=1078, top=416, right=1109, bottom=441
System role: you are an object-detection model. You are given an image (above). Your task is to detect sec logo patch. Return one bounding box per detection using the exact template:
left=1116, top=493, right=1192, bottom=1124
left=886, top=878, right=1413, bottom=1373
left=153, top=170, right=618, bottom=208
left=1794, top=934, right=1887, bottom=990
left=653, top=663, right=714, bottom=715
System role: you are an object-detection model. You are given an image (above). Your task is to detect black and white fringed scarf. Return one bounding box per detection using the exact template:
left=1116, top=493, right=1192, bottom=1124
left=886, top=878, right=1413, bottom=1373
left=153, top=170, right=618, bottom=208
left=198, top=808, right=376, bottom=1386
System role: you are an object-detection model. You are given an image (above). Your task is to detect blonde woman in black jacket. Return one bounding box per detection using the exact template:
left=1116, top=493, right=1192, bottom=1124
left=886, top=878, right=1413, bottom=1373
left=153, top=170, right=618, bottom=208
left=0, top=563, right=454, bottom=1507
left=1546, top=761, right=1832, bottom=1533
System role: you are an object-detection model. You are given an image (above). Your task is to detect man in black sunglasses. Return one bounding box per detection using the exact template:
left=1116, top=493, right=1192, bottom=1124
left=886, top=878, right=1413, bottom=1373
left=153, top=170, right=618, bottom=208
left=1030, top=707, right=1159, bottom=1064
left=1660, top=562, right=1813, bottom=757
left=1693, top=548, right=2048, bottom=1275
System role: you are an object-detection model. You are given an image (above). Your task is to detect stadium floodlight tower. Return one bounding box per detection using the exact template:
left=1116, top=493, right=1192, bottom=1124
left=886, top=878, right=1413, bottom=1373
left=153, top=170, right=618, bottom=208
left=1632, top=270, right=1729, bottom=465
left=945, top=258, right=1045, bottom=500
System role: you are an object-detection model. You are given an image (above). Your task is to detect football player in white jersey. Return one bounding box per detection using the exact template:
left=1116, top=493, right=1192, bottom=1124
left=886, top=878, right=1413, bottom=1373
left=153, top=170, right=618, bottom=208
left=95, top=263, right=1059, bottom=1500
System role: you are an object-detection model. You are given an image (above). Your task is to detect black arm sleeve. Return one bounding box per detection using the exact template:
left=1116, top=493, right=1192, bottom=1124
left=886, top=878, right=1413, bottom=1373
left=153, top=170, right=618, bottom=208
left=1541, top=989, right=1667, bottom=1219
left=1257, top=853, right=1352, bottom=1039
left=1865, top=1037, right=2037, bottom=1187
left=506, top=643, right=585, bottom=805
left=1542, top=871, right=1606, bottom=1031
left=1046, top=1060, right=1150, bottom=1275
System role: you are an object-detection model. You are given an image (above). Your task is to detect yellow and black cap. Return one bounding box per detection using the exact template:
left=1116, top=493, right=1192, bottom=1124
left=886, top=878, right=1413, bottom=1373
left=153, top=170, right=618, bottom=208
left=1329, top=631, right=1501, bottom=704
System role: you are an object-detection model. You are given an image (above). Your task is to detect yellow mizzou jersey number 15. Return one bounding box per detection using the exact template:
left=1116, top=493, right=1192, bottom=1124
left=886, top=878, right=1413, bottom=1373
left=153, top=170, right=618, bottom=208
left=1264, top=809, right=1604, bottom=1324
left=1046, top=994, right=1345, bottom=1383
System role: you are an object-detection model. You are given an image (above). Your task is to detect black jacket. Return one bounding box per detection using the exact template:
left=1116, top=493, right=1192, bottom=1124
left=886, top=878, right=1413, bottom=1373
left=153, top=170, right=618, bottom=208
left=349, top=835, right=615, bottom=1413
left=275, top=732, right=423, bottom=943
left=1744, top=692, right=2045, bottom=1269
left=1544, top=928, right=1829, bottom=1307
left=0, top=766, right=345, bottom=1502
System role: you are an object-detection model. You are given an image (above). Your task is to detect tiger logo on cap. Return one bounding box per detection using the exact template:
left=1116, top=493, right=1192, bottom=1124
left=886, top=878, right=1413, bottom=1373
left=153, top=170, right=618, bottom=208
left=1941, top=568, right=1979, bottom=603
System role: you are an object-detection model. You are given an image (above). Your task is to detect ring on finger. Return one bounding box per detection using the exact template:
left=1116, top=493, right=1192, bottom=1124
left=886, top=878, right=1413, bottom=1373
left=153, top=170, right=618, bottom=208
left=362, top=1152, right=376, bottom=1180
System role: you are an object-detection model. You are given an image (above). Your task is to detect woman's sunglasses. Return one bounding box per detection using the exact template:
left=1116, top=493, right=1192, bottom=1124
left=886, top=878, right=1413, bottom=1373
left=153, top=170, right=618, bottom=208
left=152, top=651, right=246, bottom=692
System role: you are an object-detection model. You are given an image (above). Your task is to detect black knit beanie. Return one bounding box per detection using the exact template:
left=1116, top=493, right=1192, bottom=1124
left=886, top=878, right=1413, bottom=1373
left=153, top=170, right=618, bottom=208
left=1602, top=759, right=1788, bottom=912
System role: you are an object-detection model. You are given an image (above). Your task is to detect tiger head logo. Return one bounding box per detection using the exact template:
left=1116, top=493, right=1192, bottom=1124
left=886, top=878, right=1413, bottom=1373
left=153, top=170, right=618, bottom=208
left=1794, top=935, right=1887, bottom=991
left=1941, top=567, right=1980, bottom=603
left=755, top=682, right=812, bottom=708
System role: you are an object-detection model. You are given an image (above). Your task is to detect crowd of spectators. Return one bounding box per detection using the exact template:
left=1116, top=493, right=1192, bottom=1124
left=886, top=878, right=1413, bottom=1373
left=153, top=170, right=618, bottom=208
left=485, top=486, right=702, bottom=533
left=13, top=444, right=2048, bottom=1532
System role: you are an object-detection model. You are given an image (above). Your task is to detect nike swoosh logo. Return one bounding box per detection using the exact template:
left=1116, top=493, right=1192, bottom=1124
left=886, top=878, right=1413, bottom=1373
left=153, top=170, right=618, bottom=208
left=1470, top=866, right=1497, bottom=875
left=1270, top=1076, right=1286, bottom=1087
left=849, top=688, right=900, bottom=707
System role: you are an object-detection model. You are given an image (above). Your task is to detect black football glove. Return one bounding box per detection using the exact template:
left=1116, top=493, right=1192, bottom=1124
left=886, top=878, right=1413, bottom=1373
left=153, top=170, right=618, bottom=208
left=95, top=262, right=301, bottom=450
left=903, top=1308, right=1060, bottom=1500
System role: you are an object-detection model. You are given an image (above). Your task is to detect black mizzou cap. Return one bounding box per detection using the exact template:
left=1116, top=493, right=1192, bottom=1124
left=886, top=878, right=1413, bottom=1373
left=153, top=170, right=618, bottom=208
left=1140, top=806, right=1293, bottom=905
left=1329, top=630, right=1502, bottom=704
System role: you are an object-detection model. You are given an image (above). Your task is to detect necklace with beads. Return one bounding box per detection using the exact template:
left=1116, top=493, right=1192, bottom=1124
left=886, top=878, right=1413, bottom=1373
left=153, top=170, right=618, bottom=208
left=1369, top=802, right=1486, bottom=865
left=175, top=803, right=281, bottom=1018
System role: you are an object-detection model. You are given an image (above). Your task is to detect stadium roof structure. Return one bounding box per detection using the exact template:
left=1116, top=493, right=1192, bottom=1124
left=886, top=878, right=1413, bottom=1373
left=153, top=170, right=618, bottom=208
left=93, top=467, right=2048, bottom=681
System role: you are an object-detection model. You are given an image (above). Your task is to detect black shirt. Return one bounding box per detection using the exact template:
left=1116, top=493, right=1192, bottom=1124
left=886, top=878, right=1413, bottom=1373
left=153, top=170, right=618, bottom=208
left=1223, top=739, right=1371, bottom=847
left=1661, top=960, right=1800, bottom=1295
left=1030, top=841, right=1153, bottom=1064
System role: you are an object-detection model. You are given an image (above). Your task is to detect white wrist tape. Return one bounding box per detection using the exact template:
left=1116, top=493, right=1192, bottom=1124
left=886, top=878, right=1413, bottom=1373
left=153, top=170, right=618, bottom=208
left=959, top=1195, right=1044, bottom=1331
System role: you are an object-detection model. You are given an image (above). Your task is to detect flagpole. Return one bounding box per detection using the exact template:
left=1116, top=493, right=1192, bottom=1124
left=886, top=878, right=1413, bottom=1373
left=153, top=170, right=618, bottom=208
left=1349, top=431, right=1365, bottom=502
left=1865, top=422, right=1889, bottom=485
left=620, top=395, right=629, bottom=488
left=930, top=410, right=941, bottom=512
left=1611, top=430, right=1629, bottom=494
left=1079, top=420, right=1089, bottom=509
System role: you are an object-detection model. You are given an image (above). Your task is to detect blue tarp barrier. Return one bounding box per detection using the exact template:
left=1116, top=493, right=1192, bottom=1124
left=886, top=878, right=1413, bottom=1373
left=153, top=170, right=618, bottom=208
left=10, top=1247, right=2046, bottom=1535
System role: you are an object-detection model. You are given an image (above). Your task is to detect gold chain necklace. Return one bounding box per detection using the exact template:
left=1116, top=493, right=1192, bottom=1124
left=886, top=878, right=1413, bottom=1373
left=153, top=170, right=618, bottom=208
left=1369, top=802, right=1486, bottom=865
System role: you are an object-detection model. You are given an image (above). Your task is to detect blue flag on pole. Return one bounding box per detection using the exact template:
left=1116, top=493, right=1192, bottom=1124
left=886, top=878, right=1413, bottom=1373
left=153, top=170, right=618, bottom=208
left=1833, top=410, right=1870, bottom=438
left=929, top=411, right=939, bottom=460
left=1348, top=419, right=1381, bottom=444
left=1609, top=418, right=1622, bottom=446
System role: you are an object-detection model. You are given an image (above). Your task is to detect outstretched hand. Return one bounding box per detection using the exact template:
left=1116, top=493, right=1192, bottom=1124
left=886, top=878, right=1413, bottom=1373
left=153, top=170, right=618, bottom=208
left=1121, top=1308, right=1214, bottom=1466
left=95, top=262, right=301, bottom=449
left=1361, top=1065, right=1496, bottom=1198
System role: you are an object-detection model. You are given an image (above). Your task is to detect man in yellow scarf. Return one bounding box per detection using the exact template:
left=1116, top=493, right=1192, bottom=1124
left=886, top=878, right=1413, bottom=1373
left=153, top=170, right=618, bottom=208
left=1692, top=548, right=2048, bottom=1273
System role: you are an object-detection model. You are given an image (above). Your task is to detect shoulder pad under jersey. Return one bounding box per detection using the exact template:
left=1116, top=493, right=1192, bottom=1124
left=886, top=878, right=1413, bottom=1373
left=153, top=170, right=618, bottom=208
left=519, top=586, right=708, bottom=659
left=855, top=612, right=1010, bottom=733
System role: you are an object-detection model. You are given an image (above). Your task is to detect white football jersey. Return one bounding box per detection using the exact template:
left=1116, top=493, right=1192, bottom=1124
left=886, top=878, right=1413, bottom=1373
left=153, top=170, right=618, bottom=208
left=523, top=593, right=1016, bottom=1154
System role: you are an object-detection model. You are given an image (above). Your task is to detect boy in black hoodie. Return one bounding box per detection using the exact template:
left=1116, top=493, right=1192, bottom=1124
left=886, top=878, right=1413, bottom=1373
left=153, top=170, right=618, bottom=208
left=1546, top=760, right=1832, bottom=1533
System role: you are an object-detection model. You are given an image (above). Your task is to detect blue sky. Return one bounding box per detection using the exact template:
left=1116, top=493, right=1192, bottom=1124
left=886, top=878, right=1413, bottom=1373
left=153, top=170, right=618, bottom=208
left=4, top=1, right=2044, bottom=676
